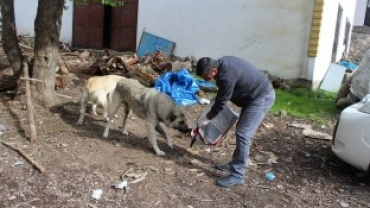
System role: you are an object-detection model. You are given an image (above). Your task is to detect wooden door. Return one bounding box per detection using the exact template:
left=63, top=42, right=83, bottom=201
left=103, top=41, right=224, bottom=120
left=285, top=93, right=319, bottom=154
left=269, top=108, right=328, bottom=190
left=73, top=0, right=104, bottom=49
left=109, top=0, right=138, bottom=51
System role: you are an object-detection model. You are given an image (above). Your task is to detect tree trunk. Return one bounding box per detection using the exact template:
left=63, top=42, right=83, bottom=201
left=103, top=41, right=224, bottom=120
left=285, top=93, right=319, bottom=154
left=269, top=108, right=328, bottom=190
left=0, top=0, right=23, bottom=76
left=32, top=0, right=64, bottom=107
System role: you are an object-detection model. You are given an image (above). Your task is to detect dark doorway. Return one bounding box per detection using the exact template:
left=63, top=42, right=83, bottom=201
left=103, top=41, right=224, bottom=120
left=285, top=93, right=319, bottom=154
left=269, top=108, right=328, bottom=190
left=332, top=4, right=343, bottom=62
left=72, top=0, right=138, bottom=51
left=365, top=0, right=370, bottom=26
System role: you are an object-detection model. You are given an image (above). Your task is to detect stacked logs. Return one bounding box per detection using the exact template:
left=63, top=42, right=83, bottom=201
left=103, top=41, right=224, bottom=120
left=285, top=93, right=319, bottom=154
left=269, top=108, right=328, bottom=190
left=87, top=50, right=197, bottom=86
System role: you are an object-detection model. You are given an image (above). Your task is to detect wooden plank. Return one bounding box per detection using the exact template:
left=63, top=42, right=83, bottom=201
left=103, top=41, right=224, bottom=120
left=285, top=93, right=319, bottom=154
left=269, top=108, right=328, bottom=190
left=126, top=66, right=157, bottom=84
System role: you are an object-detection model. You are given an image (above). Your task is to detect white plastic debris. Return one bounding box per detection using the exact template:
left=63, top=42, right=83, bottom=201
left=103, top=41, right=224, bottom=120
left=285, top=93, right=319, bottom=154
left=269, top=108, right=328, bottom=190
left=14, top=160, right=25, bottom=165
left=340, top=201, right=349, bottom=208
left=0, top=124, right=6, bottom=135
left=91, top=189, right=103, bottom=200
left=198, top=98, right=210, bottom=105
left=115, top=180, right=128, bottom=189
left=204, top=148, right=211, bottom=152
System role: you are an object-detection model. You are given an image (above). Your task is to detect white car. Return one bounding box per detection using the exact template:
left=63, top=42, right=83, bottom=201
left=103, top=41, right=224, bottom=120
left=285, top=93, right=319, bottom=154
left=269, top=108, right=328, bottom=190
left=332, top=94, right=370, bottom=172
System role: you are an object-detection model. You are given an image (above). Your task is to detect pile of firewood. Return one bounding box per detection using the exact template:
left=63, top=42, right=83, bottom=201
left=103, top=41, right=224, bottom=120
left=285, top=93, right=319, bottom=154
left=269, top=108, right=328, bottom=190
left=88, top=50, right=197, bottom=85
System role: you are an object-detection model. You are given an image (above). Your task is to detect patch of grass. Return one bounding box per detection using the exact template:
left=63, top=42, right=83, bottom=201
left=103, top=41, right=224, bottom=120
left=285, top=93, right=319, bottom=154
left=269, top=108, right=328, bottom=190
left=270, top=88, right=340, bottom=124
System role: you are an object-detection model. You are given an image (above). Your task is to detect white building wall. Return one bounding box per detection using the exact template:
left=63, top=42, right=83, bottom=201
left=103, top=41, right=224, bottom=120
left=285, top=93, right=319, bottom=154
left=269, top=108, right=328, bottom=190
left=137, top=0, right=314, bottom=79
left=14, top=0, right=73, bottom=44
left=354, top=0, right=367, bottom=26
left=309, top=0, right=357, bottom=89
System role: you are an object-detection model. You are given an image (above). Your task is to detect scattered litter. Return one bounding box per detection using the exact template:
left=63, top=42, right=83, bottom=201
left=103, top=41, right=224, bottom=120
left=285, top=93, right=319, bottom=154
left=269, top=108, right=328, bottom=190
left=148, top=166, right=159, bottom=172
left=188, top=168, right=199, bottom=172
left=313, top=188, right=322, bottom=195
left=254, top=151, right=278, bottom=164
left=198, top=98, right=210, bottom=105
left=339, top=201, right=349, bottom=208
left=276, top=184, right=284, bottom=190
left=88, top=203, right=99, bottom=208
left=0, top=124, right=6, bottom=135
left=8, top=195, right=16, bottom=200
left=289, top=123, right=332, bottom=140
left=265, top=172, right=275, bottom=181
left=126, top=172, right=143, bottom=178
left=247, top=159, right=258, bottom=170
left=199, top=199, right=213, bottom=202
left=56, top=143, right=69, bottom=149
left=262, top=123, right=275, bottom=129
left=91, top=189, right=103, bottom=200
left=190, top=159, right=204, bottom=165
left=196, top=172, right=205, bottom=177
left=14, top=160, right=25, bottom=165
left=204, top=148, right=211, bottom=153
left=114, top=180, right=128, bottom=189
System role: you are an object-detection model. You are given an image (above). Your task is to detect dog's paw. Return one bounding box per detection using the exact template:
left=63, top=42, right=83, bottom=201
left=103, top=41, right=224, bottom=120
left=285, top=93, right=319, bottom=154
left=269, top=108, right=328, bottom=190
left=76, top=120, right=83, bottom=126
left=156, top=150, right=166, bottom=156
left=167, top=143, right=173, bottom=149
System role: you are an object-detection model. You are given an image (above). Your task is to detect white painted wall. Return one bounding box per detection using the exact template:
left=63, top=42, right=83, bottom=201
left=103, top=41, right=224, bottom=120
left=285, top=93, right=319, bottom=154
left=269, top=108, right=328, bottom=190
left=354, top=0, right=367, bottom=26
left=309, top=0, right=357, bottom=89
left=14, top=0, right=73, bottom=43
left=137, top=0, right=315, bottom=79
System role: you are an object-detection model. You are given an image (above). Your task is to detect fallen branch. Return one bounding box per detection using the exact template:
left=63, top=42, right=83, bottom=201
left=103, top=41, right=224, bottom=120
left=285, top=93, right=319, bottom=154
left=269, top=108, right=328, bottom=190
left=22, top=62, right=37, bottom=143
left=128, top=172, right=148, bottom=184
left=19, top=77, right=44, bottom=83
left=88, top=203, right=98, bottom=208
left=121, top=167, right=134, bottom=180
left=19, top=43, right=34, bottom=51
left=56, top=93, right=74, bottom=100
left=0, top=141, right=46, bottom=173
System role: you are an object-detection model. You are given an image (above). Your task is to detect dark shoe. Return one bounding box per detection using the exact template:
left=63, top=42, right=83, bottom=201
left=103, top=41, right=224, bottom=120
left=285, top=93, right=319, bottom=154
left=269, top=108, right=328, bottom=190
left=215, top=163, right=232, bottom=171
left=216, top=175, right=245, bottom=188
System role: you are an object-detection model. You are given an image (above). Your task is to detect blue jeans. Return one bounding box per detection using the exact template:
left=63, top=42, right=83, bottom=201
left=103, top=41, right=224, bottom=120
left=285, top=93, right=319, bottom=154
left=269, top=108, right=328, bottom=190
left=230, top=90, right=275, bottom=179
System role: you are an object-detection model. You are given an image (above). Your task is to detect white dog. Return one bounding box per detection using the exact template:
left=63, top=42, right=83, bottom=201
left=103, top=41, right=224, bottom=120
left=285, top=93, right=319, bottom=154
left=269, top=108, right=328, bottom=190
left=76, top=75, right=127, bottom=126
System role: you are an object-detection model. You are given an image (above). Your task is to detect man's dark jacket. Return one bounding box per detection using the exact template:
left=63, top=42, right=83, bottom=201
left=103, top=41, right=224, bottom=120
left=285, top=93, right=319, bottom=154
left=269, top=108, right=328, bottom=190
left=209, top=56, right=273, bottom=115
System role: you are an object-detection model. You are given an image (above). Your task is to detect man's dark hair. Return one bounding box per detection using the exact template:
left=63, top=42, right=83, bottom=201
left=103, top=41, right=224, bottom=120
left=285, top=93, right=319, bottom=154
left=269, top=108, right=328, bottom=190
left=196, top=57, right=218, bottom=77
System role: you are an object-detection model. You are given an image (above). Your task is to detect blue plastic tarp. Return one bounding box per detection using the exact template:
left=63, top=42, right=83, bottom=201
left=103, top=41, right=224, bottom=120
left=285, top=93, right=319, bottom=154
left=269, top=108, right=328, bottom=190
left=339, top=61, right=358, bottom=71
left=196, top=80, right=218, bottom=91
left=154, top=69, right=200, bottom=106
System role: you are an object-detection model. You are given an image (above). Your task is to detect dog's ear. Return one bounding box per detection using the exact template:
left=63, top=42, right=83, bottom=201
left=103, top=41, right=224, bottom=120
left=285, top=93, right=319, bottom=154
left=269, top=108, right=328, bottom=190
left=167, top=111, right=177, bottom=122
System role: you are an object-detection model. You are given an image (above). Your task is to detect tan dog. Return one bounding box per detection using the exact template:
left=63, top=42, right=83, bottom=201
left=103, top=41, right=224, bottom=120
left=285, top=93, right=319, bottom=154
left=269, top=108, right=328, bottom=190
left=103, top=78, right=190, bottom=156
left=76, top=75, right=127, bottom=126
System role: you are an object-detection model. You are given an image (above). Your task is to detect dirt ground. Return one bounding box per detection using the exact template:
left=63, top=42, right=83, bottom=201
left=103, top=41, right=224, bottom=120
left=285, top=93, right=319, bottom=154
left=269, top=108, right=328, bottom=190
left=0, top=74, right=370, bottom=208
